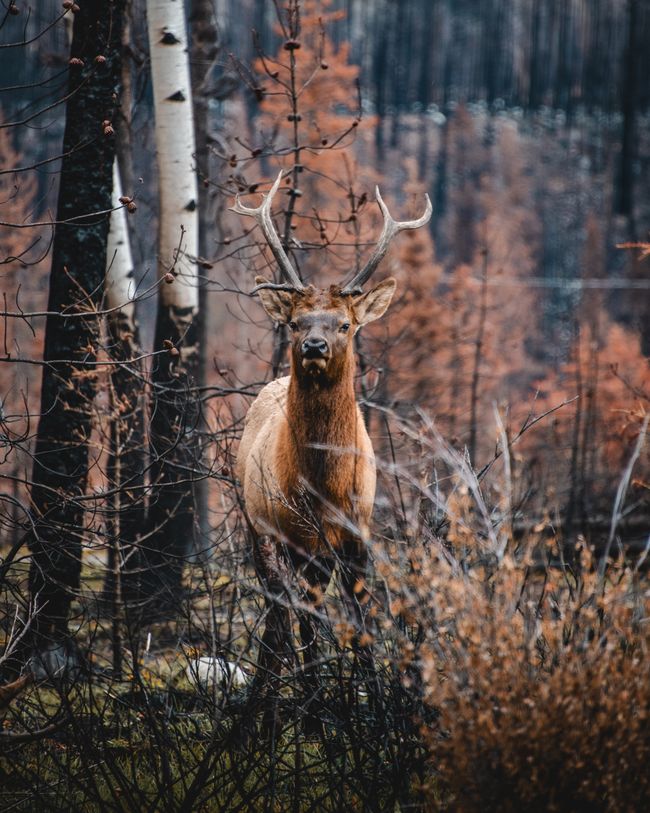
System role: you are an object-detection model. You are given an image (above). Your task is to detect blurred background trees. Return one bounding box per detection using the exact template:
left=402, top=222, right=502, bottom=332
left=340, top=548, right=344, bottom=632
left=1, top=1, right=649, bottom=807
left=1, top=0, right=649, bottom=635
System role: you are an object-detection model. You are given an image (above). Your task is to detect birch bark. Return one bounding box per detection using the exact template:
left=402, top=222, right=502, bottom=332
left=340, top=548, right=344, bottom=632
left=104, top=160, right=145, bottom=610
left=143, top=0, right=200, bottom=609
left=105, top=160, right=136, bottom=320
left=148, top=0, right=199, bottom=307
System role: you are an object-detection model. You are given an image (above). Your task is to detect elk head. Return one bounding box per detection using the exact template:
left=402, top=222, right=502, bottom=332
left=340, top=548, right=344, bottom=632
left=231, top=171, right=432, bottom=384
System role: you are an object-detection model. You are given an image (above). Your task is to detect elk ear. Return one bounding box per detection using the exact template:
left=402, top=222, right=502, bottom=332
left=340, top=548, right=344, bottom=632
left=255, top=275, right=294, bottom=323
left=352, top=277, right=396, bottom=327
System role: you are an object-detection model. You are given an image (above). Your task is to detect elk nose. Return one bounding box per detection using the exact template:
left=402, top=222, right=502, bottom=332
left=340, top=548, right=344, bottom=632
left=301, top=337, right=329, bottom=358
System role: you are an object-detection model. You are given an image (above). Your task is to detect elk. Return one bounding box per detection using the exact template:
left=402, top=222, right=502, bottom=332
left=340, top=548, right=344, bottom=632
left=233, top=172, right=431, bottom=732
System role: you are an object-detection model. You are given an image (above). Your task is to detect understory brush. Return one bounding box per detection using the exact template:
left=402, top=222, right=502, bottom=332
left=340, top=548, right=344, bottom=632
left=1, top=416, right=649, bottom=812
left=382, top=538, right=650, bottom=811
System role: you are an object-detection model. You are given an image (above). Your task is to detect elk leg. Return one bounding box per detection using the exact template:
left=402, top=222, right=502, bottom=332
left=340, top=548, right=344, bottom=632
left=297, top=556, right=333, bottom=734
left=250, top=535, right=293, bottom=738
left=339, top=543, right=379, bottom=711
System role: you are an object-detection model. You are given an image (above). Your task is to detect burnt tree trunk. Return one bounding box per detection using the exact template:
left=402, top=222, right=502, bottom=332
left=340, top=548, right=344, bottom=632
left=528, top=0, right=542, bottom=109
left=417, top=0, right=435, bottom=180
left=144, top=311, right=200, bottom=611
left=190, top=0, right=220, bottom=560
left=373, top=2, right=388, bottom=164
left=616, top=0, right=638, bottom=228
left=433, top=55, right=452, bottom=255
left=28, top=0, right=125, bottom=651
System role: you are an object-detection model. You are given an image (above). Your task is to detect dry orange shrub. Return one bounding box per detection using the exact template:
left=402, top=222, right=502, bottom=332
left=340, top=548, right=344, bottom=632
left=375, top=508, right=650, bottom=811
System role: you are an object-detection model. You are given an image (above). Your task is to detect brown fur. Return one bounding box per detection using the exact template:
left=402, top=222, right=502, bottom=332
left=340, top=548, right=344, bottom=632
left=236, top=279, right=395, bottom=730
left=237, top=281, right=395, bottom=555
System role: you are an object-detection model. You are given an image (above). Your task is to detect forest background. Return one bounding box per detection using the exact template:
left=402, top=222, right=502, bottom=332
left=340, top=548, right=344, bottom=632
left=1, top=0, right=650, bottom=810
left=3, top=0, right=649, bottom=541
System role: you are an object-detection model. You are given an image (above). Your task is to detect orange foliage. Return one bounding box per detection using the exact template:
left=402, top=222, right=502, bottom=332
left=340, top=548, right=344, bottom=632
left=527, top=318, right=650, bottom=504
left=238, top=9, right=647, bottom=515
left=252, top=0, right=379, bottom=282
left=0, top=121, right=50, bottom=541
left=257, top=0, right=360, bottom=157
left=0, top=123, right=48, bottom=419
left=388, top=126, right=541, bottom=459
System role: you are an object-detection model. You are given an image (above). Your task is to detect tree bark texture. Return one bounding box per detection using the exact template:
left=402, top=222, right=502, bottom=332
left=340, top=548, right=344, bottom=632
left=616, top=0, right=638, bottom=225
left=190, top=0, right=221, bottom=557
left=141, top=0, right=200, bottom=609
left=28, top=0, right=125, bottom=646
left=104, top=158, right=146, bottom=605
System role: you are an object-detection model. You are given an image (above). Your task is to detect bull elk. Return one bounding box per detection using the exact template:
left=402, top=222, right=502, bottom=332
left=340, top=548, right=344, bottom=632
left=233, top=172, right=431, bottom=732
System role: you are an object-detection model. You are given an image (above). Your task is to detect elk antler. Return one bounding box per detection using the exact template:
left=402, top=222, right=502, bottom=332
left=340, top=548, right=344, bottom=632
left=341, top=188, right=432, bottom=294
left=230, top=171, right=305, bottom=291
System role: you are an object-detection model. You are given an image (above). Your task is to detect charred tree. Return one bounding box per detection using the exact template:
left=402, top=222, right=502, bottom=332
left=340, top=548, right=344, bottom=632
left=527, top=0, right=542, bottom=109
left=373, top=2, right=389, bottom=164
left=553, top=0, right=571, bottom=113
left=27, top=0, right=125, bottom=654
left=416, top=0, right=435, bottom=180
left=190, top=0, right=221, bottom=558
left=433, top=46, right=453, bottom=256
left=389, top=0, right=407, bottom=149
left=616, top=0, right=639, bottom=229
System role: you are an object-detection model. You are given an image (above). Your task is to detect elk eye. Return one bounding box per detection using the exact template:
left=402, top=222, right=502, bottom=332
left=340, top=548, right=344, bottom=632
left=340, top=322, right=350, bottom=333
left=289, top=321, right=298, bottom=332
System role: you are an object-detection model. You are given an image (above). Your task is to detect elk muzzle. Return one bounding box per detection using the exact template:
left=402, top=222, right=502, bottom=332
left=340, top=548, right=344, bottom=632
left=301, top=336, right=330, bottom=371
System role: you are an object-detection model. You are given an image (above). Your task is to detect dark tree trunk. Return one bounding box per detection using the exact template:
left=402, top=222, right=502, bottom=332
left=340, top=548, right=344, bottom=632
left=140, top=307, right=200, bottom=613
left=417, top=0, right=435, bottom=108
left=482, top=0, right=500, bottom=103
left=28, top=0, right=125, bottom=650
left=616, top=0, right=638, bottom=227
left=115, top=4, right=135, bottom=207
left=563, top=321, right=584, bottom=567
left=105, top=307, right=145, bottom=608
left=417, top=0, right=435, bottom=181
left=190, top=0, right=221, bottom=561
left=103, top=3, right=146, bottom=607
left=389, top=0, right=406, bottom=149
left=254, top=0, right=271, bottom=54
left=373, top=2, right=388, bottom=164
left=582, top=0, right=597, bottom=111
left=433, top=51, right=453, bottom=255
left=103, top=303, right=144, bottom=674
left=553, top=0, right=571, bottom=112
left=135, top=0, right=200, bottom=614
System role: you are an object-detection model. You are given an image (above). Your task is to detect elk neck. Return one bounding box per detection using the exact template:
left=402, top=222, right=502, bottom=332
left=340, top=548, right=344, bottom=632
left=282, top=346, right=359, bottom=495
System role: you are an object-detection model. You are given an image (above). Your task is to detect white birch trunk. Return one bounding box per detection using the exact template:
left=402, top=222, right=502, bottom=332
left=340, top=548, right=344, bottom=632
left=106, top=159, right=135, bottom=320
left=104, top=157, right=145, bottom=610
left=147, top=0, right=199, bottom=313
left=142, top=0, right=201, bottom=607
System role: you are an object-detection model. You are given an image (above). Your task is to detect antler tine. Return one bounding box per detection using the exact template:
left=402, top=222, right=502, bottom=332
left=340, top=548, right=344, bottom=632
left=340, top=188, right=433, bottom=294
left=230, top=170, right=304, bottom=291
left=250, top=281, right=300, bottom=294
